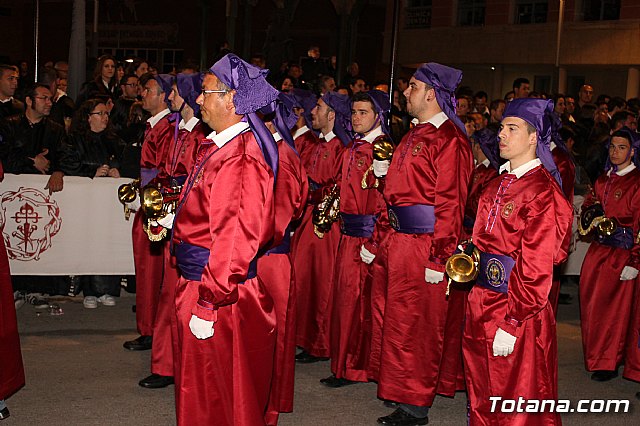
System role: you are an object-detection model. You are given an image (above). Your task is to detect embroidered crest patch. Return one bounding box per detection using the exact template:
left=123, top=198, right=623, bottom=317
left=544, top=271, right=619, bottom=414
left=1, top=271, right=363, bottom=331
left=486, top=258, right=506, bottom=288
left=501, top=201, right=515, bottom=219
left=357, top=158, right=366, bottom=169
left=412, top=143, right=423, bottom=156
left=614, top=189, right=623, bottom=200
left=323, top=151, right=330, bottom=160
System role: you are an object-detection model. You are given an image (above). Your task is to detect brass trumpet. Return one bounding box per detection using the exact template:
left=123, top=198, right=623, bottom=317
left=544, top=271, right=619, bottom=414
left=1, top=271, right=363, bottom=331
left=596, top=216, right=617, bottom=237
left=578, top=203, right=617, bottom=237
left=361, top=135, right=395, bottom=189
left=445, top=241, right=480, bottom=296
left=312, top=183, right=340, bottom=239
left=117, top=178, right=140, bottom=220
left=141, top=184, right=182, bottom=241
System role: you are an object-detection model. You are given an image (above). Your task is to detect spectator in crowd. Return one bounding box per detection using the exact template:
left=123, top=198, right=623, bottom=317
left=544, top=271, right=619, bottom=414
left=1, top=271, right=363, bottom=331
left=53, top=61, right=69, bottom=79
left=301, top=45, right=329, bottom=88
left=250, top=53, right=267, bottom=70
left=287, top=63, right=304, bottom=88
left=608, top=96, right=627, bottom=116
left=39, top=68, right=74, bottom=132
left=279, top=76, right=294, bottom=93
left=574, top=84, right=594, bottom=118
left=512, top=77, right=530, bottom=98
left=504, top=90, right=515, bottom=101
left=395, top=77, right=409, bottom=93
left=344, top=61, right=360, bottom=82
left=473, top=90, right=489, bottom=117
left=16, top=60, right=33, bottom=96
left=487, top=98, right=506, bottom=132
left=349, top=77, right=366, bottom=95
left=552, top=93, right=566, bottom=120
left=456, top=95, right=471, bottom=117
left=63, top=98, right=123, bottom=308
left=0, top=65, right=24, bottom=120
left=565, top=95, right=577, bottom=123
left=118, top=101, right=149, bottom=179
left=319, top=75, right=336, bottom=95
left=126, top=58, right=149, bottom=78
left=110, top=74, right=139, bottom=135
left=336, top=85, right=350, bottom=96
left=76, top=54, right=120, bottom=105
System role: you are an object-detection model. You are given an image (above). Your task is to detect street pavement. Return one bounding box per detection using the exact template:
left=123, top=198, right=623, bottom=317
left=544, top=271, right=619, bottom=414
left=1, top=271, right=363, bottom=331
left=4, top=280, right=639, bottom=425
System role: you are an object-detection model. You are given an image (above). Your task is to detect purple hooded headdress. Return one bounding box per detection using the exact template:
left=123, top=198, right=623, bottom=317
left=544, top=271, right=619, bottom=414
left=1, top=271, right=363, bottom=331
left=502, top=98, right=562, bottom=186
left=259, top=92, right=299, bottom=153
left=472, top=127, right=500, bottom=171
left=210, top=53, right=280, bottom=178
left=322, top=91, right=352, bottom=146
left=605, top=126, right=640, bottom=172
left=176, top=73, right=203, bottom=116
left=413, top=62, right=466, bottom=134
left=360, top=89, right=391, bottom=138
left=153, top=74, right=174, bottom=104
left=290, top=88, right=317, bottom=131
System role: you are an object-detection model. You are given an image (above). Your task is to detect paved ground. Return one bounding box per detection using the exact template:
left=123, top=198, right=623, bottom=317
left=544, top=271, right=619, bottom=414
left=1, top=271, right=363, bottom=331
left=3, top=280, right=640, bottom=425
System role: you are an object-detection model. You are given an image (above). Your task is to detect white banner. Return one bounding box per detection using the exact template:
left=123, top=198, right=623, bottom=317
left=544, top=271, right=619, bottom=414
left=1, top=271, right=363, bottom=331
left=0, top=174, right=135, bottom=275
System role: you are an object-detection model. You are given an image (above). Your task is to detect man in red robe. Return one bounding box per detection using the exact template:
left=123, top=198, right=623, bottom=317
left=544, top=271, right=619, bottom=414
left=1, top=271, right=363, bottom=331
left=370, top=63, right=473, bottom=426
left=463, top=98, right=573, bottom=426
left=580, top=127, right=640, bottom=382
left=124, top=73, right=175, bottom=352
left=290, top=92, right=351, bottom=363
left=137, top=73, right=204, bottom=389
left=171, top=54, right=279, bottom=426
left=258, top=93, right=309, bottom=425
left=0, top=161, right=25, bottom=421
left=321, top=90, right=389, bottom=388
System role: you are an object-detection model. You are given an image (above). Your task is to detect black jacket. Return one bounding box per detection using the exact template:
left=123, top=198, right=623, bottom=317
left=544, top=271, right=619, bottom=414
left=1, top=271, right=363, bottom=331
left=0, top=98, right=25, bottom=120
left=64, top=131, right=124, bottom=178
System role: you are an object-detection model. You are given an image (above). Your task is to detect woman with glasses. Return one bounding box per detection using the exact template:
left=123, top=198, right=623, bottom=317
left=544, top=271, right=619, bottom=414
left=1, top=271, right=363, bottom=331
left=64, top=98, right=125, bottom=308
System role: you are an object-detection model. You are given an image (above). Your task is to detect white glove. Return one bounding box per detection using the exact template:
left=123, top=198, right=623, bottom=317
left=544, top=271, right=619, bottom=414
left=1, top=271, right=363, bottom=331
left=493, top=327, right=517, bottom=357
left=424, top=267, right=445, bottom=284
left=157, top=212, right=175, bottom=229
left=360, top=245, right=375, bottom=264
left=620, top=266, right=639, bottom=281
left=125, top=197, right=141, bottom=212
left=373, top=159, right=390, bottom=178
left=189, top=314, right=215, bottom=339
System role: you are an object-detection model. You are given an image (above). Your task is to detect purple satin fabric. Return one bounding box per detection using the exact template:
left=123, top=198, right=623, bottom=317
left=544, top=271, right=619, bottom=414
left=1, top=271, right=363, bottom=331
left=503, top=98, right=562, bottom=187
left=387, top=204, right=435, bottom=234
left=140, top=167, right=159, bottom=187
left=174, top=242, right=210, bottom=281
left=472, top=128, right=500, bottom=171
left=322, top=91, right=353, bottom=146
left=265, top=227, right=292, bottom=255
left=210, top=53, right=280, bottom=179
left=413, top=62, right=467, bottom=135
left=154, top=74, right=175, bottom=103
left=597, top=225, right=634, bottom=249
left=291, top=88, right=317, bottom=131
left=476, top=251, right=516, bottom=294
left=176, top=73, right=203, bottom=116
left=339, top=213, right=377, bottom=238
left=260, top=92, right=298, bottom=154
left=366, top=90, right=392, bottom=138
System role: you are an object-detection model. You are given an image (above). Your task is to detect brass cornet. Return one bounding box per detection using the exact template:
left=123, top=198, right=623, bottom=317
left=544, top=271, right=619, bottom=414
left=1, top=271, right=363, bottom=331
left=445, top=241, right=480, bottom=296
left=117, top=178, right=140, bottom=220
left=361, top=135, right=395, bottom=189
left=141, top=184, right=182, bottom=241
left=312, top=183, right=340, bottom=239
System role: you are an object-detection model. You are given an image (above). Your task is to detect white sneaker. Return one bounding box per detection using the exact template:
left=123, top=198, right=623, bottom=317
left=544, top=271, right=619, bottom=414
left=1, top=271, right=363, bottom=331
left=97, top=294, right=116, bottom=306
left=83, top=296, right=98, bottom=309
left=26, top=293, right=49, bottom=309
left=14, top=291, right=25, bottom=310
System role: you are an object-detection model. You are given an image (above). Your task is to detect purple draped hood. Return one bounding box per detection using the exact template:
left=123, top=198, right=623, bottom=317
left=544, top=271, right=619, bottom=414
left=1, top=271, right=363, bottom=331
left=322, top=91, right=352, bottom=146
left=472, top=127, right=500, bottom=171
left=176, top=73, right=203, bottom=116
left=363, top=89, right=391, bottom=138
left=153, top=74, right=174, bottom=104
left=290, top=88, right=317, bottom=131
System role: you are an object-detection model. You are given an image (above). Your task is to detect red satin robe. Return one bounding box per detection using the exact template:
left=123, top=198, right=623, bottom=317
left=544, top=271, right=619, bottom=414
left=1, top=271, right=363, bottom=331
left=463, top=161, right=498, bottom=239
left=291, top=133, right=346, bottom=357
left=0, top=162, right=25, bottom=401
left=151, top=120, right=203, bottom=378
left=579, top=166, right=640, bottom=372
left=258, top=139, right=308, bottom=425
left=132, top=112, right=174, bottom=336
left=172, top=130, right=276, bottom=426
left=370, top=119, right=473, bottom=406
left=549, top=146, right=576, bottom=314
left=463, top=163, right=573, bottom=426
left=329, top=138, right=387, bottom=382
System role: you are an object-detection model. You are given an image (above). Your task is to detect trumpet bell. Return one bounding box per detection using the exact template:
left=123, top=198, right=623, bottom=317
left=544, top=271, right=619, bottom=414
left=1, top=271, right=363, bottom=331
left=445, top=253, right=479, bottom=283
left=372, top=137, right=395, bottom=161
left=142, top=186, right=164, bottom=220
left=597, top=217, right=617, bottom=237
left=118, top=181, right=138, bottom=204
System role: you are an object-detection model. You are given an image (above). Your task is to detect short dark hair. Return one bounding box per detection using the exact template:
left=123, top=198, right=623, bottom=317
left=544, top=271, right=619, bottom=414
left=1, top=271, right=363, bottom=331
left=608, top=96, right=626, bottom=111
left=611, top=110, right=634, bottom=129
left=474, top=91, right=488, bottom=100
left=120, top=73, right=137, bottom=86
left=351, top=91, right=375, bottom=109
left=513, top=78, right=529, bottom=90
left=25, top=83, right=51, bottom=101
left=490, top=99, right=506, bottom=111
left=0, top=64, right=18, bottom=75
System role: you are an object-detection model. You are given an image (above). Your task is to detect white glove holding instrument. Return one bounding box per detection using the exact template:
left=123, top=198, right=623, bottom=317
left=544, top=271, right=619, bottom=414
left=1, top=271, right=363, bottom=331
left=126, top=197, right=141, bottom=212
left=373, top=159, right=390, bottom=178
left=620, top=266, right=639, bottom=281
left=157, top=212, right=175, bottom=229
left=493, top=327, right=517, bottom=357
left=360, top=245, right=375, bottom=264
left=424, top=267, right=444, bottom=284
left=189, top=315, right=215, bottom=339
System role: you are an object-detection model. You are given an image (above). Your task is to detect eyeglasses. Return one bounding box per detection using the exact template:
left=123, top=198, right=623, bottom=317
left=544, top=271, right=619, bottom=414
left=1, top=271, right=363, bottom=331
left=201, top=89, right=229, bottom=96
left=33, top=95, right=52, bottom=102
left=121, top=83, right=137, bottom=87
left=89, top=111, right=110, bottom=117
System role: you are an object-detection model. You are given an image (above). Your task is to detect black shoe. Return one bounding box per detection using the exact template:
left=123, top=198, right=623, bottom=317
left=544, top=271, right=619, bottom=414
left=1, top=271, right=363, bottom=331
left=377, top=408, right=428, bottom=425
left=591, top=370, right=618, bottom=382
left=123, top=335, right=152, bottom=351
left=0, top=407, right=10, bottom=420
left=320, top=375, right=357, bottom=388
left=558, top=293, right=573, bottom=305
left=295, top=350, right=329, bottom=363
left=138, top=374, right=174, bottom=389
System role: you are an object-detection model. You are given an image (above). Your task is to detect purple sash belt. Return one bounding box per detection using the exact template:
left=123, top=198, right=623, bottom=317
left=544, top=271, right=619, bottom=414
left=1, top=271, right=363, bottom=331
left=340, top=213, right=377, bottom=238
left=174, top=241, right=256, bottom=281
left=387, top=204, right=435, bottom=234
left=140, top=167, right=159, bottom=187
left=265, top=226, right=292, bottom=255
left=476, top=251, right=516, bottom=294
left=597, top=226, right=633, bottom=250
